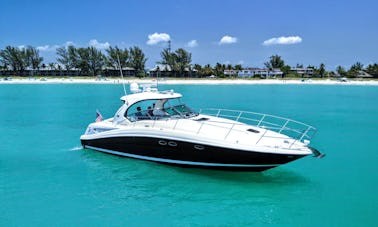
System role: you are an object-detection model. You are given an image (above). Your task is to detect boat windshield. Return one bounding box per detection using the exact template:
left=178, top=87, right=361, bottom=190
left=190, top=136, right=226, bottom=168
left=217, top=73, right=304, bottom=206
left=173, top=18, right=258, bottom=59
left=126, top=98, right=198, bottom=122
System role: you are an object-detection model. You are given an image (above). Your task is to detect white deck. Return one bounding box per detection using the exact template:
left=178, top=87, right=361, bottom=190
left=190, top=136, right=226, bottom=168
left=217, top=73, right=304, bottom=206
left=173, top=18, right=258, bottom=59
left=82, top=112, right=313, bottom=156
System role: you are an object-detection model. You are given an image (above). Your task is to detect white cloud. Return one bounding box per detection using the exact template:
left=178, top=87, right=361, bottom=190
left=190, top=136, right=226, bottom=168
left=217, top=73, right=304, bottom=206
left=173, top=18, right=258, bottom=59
left=36, top=45, right=59, bottom=52
left=219, top=35, right=238, bottom=45
left=89, top=39, right=110, bottom=49
left=237, top=60, right=244, bottom=65
left=263, top=36, right=302, bottom=46
left=223, top=60, right=244, bottom=65
left=33, top=42, right=73, bottom=52
left=187, top=40, right=198, bottom=47
left=65, top=41, right=76, bottom=47
left=16, top=44, right=57, bottom=51
left=37, top=45, right=50, bottom=51
left=147, top=32, right=171, bottom=45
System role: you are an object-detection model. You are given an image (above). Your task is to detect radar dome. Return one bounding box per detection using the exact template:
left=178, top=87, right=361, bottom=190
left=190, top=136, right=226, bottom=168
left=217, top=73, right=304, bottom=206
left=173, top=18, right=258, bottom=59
left=130, top=83, right=141, bottom=93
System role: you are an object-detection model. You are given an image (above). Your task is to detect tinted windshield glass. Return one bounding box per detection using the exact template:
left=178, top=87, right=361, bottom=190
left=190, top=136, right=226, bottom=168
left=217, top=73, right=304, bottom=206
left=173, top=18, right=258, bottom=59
left=126, top=98, right=197, bottom=121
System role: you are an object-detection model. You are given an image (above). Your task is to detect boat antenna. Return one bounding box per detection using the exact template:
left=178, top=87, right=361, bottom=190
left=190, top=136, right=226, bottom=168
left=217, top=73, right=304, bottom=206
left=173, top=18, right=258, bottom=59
left=117, top=53, right=127, bottom=96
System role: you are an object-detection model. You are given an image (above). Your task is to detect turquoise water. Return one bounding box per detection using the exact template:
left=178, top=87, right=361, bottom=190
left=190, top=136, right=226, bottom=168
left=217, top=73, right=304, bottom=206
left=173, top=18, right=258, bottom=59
left=1, top=84, right=377, bottom=226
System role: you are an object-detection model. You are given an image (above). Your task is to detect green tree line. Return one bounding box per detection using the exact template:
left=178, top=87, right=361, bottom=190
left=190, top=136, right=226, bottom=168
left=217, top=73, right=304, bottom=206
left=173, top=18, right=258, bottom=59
left=1, top=45, right=377, bottom=78
left=158, top=48, right=192, bottom=77
left=263, top=55, right=378, bottom=78
left=0, top=45, right=147, bottom=77
left=0, top=46, right=43, bottom=74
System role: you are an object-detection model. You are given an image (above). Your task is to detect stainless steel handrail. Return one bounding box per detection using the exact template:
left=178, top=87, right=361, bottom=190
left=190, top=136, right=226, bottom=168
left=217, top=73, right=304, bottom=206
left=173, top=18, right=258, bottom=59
left=198, top=108, right=317, bottom=143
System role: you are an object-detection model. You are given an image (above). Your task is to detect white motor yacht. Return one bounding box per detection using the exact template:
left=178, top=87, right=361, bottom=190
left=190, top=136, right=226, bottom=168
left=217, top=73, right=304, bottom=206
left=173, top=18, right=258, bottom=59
left=80, top=83, right=324, bottom=171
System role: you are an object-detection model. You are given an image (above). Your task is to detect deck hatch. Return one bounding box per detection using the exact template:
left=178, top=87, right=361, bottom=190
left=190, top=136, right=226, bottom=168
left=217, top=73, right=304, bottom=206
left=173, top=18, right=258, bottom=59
left=247, top=128, right=260, bottom=133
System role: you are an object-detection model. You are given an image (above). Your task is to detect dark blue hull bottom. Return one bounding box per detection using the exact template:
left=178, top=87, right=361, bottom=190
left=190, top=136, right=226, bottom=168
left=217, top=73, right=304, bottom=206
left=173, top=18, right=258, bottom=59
left=81, top=136, right=307, bottom=172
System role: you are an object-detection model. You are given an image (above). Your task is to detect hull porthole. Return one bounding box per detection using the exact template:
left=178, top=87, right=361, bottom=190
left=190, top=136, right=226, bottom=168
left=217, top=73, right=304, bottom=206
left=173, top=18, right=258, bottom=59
left=158, top=140, right=167, bottom=146
left=168, top=141, right=178, bottom=147
left=194, top=145, right=205, bottom=150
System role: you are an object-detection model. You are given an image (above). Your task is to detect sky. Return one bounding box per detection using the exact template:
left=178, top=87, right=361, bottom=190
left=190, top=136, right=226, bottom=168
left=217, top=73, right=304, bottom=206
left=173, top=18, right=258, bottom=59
left=1, top=0, right=377, bottom=70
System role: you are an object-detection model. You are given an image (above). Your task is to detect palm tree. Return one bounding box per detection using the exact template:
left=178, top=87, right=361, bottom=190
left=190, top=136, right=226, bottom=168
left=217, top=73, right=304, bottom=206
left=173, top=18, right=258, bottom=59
left=264, top=55, right=285, bottom=69
left=159, top=48, right=176, bottom=77
left=48, top=62, right=55, bottom=70
left=214, top=63, right=225, bottom=78
left=0, top=46, right=19, bottom=74
left=0, top=46, right=34, bottom=76
left=193, top=64, right=202, bottom=71
left=106, top=46, right=129, bottom=70
left=226, top=64, right=233, bottom=70
left=175, top=48, right=192, bottom=77
left=366, top=63, right=378, bottom=77
left=193, top=64, right=202, bottom=77
left=296, top=63, right=303, bottom=68
left=57, top=46, right=74, bottom=71
left=348, top=62, right=364, bottom=78
left=336, top=65, right=346, bottom=77
left=319, top=63, right=326, bottom=78
left=234, top=64, right=243, bottom=71
left=76, top=47, right=90, bottom=76
left=281, top=65, right=291, bottom=78
left=202, top=64, right=214, bottom=77
left=68, top=45, right=79, bottom=70
left=87, top=46, right=105, bottom=77
left=25, top=46, right=43, bottom=77
left=351, top=62, right=364, bottom=71
left=18, top=47, right=31, bottom=75
left=129, top=46, right=147, bottom=78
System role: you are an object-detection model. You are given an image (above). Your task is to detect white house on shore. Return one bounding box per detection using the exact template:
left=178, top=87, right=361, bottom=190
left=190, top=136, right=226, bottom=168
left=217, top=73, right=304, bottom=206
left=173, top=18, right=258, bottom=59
left=148, top=64, right=198, bottom=77
left=290, top=67, right=314, bottom=77
left=224, top=68, right=283, bottom=78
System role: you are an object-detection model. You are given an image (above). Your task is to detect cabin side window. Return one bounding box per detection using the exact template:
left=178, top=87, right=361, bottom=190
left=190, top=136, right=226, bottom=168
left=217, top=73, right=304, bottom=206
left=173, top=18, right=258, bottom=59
left=125, top=100, right=156, bottom=121
left=125, top=98, right=197, bottom=121
left=165, top=98, right=198, bottom=117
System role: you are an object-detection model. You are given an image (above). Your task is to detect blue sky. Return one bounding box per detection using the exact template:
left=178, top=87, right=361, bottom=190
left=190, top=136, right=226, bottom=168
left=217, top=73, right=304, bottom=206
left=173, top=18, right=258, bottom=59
left=1, top=0, right=377, bottom=70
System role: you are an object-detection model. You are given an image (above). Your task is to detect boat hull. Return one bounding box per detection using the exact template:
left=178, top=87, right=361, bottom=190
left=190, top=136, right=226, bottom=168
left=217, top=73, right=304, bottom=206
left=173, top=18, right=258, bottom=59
left=81, top=136, right=308, bottom=172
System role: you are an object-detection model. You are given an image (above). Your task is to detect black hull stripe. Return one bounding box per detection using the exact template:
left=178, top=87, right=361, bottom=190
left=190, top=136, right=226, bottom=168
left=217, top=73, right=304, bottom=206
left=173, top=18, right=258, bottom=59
left=85, top=145, right=279, bottom=168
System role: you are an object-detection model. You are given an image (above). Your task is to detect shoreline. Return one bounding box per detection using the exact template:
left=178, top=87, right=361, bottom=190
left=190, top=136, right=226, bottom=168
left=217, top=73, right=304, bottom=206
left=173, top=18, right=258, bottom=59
left=1, top=77, right=378, bottom=86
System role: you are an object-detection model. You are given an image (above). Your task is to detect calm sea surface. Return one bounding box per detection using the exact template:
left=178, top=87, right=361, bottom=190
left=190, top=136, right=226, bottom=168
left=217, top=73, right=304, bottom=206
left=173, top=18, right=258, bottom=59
left=1, top=83, right=377, bottom=226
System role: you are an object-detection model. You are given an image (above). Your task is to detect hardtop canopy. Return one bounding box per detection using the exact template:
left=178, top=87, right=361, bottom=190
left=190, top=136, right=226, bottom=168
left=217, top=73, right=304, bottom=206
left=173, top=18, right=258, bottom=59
left=120, top=90, right=182, bottom=107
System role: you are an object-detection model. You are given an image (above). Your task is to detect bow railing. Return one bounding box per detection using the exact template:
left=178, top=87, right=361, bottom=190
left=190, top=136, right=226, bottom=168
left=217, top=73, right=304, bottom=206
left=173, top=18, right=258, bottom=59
left=197, top=108, right=317, bottom=144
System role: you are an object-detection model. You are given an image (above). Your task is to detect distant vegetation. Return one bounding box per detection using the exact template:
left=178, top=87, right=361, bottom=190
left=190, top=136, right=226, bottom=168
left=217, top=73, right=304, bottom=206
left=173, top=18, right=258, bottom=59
left=0, top=45, right=377, bottom=78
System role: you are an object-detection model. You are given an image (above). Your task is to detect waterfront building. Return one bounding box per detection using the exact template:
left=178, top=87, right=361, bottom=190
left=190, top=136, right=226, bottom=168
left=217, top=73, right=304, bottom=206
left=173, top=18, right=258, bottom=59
left=225, top=68, right=283, bottom=78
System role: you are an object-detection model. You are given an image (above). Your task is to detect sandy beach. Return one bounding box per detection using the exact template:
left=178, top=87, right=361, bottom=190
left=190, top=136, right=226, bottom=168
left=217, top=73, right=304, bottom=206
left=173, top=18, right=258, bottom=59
left=1, top=77, right=378, bottom=86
